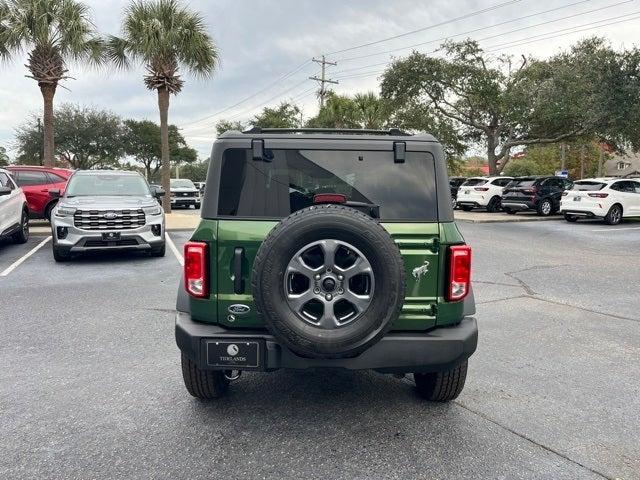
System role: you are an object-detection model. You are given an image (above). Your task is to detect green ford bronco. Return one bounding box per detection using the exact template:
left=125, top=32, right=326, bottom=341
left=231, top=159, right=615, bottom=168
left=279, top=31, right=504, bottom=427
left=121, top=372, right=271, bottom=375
left=175, top=128, right=477, bottom=401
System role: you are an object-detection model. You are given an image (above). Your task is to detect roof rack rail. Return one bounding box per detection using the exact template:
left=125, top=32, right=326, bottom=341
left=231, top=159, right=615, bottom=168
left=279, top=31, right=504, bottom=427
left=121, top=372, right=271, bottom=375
left=242, top=127, right=411, bottom=136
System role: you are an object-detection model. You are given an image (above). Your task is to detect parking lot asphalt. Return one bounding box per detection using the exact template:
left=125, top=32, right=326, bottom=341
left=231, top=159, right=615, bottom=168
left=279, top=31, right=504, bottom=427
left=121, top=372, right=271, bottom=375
left=1, top=220, right=638, bottom=480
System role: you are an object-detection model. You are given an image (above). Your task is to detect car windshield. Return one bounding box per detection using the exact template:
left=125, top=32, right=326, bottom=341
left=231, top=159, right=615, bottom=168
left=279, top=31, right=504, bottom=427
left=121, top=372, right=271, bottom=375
left=574, top=181, right=606, bottom=191
left=217, top=148, right=438, bottom=221
left=461, top=178, right=487, bottom=186
left=65, top=174, right=150, bottom=197
left=171, top=179, right=196, bottom=189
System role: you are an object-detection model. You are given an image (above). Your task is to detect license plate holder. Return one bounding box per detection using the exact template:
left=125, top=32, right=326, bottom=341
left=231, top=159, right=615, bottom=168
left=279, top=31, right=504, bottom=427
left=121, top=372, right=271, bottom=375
left=206, top=340, right=263, bottom=369
left=102, top=231, right=121, bottom=241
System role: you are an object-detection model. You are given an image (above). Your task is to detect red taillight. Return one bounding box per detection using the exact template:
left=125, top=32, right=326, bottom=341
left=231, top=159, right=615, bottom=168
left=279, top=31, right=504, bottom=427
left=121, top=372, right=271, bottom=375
left=447, top=245, right=472, bottom=302
left=184, top=241, right=208, bottom=298
left=474, top=187, right=489, bottom=191
left=588, top=193, right=609, bottom=198
left=313, top=193, right=347, bottom=204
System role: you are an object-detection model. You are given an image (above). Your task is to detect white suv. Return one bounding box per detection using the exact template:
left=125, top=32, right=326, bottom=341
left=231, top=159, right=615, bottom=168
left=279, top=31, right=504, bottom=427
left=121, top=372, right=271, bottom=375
left=560, top=177, right=640, bottom=225
left=456, top=176, right=513, bottom=212
left=0, top=168, right=29, bottom=244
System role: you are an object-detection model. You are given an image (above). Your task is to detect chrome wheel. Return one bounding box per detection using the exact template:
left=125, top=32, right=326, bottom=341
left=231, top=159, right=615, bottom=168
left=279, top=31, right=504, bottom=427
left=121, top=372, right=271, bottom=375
left=541, top=200, right=552, bottom=215
left=284, top=239, right=374, bottom=329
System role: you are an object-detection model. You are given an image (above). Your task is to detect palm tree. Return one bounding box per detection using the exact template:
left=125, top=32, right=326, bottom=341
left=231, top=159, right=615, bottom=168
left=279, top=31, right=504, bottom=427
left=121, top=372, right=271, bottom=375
left=0, top=0, right=103, bottom=166
left=353, top=92, right=389, bottom=129
left=108, top=0, right=218, bottom=212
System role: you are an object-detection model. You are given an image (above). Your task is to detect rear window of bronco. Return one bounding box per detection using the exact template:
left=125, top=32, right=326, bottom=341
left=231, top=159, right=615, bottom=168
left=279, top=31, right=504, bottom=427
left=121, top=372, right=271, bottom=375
left=217, top=148, right=438, bottom=221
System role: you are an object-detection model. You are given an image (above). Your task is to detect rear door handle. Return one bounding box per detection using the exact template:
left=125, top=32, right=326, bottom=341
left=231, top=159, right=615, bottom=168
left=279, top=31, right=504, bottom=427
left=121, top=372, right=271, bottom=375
left=233, top=247, right=245, bottom=294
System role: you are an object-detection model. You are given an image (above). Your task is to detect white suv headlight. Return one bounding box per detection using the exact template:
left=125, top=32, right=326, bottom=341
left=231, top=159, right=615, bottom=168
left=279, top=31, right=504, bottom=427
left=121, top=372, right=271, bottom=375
left=55, top=205, right=76, bottom=217
left=143, top=205, right=162, bottom=216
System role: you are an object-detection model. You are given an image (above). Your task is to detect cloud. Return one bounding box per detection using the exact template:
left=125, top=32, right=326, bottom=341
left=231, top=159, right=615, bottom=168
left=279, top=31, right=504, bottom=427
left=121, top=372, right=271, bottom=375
left=0, top=0, right=638, bottom=159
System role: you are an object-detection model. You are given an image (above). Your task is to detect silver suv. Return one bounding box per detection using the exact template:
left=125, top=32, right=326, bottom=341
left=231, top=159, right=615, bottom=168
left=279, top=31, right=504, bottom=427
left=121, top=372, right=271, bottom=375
left=50, top=170, right=166, bottom=261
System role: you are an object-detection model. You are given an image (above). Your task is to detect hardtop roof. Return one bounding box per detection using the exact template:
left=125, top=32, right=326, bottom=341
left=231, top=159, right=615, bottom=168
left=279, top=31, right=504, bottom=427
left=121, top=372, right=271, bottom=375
left=218, top=128, right=438, bottom=143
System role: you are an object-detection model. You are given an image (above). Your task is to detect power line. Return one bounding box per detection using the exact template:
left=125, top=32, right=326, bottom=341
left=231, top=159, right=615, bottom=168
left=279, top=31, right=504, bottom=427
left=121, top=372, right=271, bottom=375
left=181, top=59, right=312, bottom=128
left=331, top=11, right=640, bottom=83
left=323, top=0, right=526, bottom=56
left=333, top=0, right=624, bottom=63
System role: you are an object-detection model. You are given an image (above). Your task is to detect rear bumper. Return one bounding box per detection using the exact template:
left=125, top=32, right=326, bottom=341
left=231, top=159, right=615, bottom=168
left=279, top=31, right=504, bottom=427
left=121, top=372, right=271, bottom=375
left=561, top=209, right=600, bottom=218
left=175, top=311, right=478, bottom=373
left=502, top=200, right=535, bottom=210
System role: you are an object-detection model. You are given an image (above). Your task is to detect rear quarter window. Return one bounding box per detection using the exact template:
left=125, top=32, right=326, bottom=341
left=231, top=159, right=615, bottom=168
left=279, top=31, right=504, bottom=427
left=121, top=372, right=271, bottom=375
left=217, top=148, right=438, bottom=221
left=461, top=178, right=487, bottom=187
left=574, top=182, right=606, bottom=191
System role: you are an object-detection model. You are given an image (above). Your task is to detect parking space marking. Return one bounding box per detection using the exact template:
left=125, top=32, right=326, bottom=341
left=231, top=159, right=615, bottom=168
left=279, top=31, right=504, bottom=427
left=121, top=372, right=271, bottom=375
left=165, top=233, right=184, bottom=266
left=590, top=226, right=640, bottom=232
left=0, top=236, right=52, bottom=277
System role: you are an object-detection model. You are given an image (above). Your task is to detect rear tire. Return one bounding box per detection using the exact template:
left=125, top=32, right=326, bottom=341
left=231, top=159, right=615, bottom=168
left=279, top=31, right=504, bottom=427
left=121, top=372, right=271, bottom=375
left=604, top=204, right=623, bottom=225
left=414, top=361, right=468, bottom=402
left=11, top=209, right=29, bottom=244
left=564, top=213, right=578, bottom=223
left=52, top=245, right=70, bottom=262
left=181, top=353, right=229, bottom=400
left=537, top=198, right=553, bottom=216
left=460, top=205, right=473, bottom=212
left=486, top=196, right=501, bottom=213
left=44, top=201, right=57, bottom=221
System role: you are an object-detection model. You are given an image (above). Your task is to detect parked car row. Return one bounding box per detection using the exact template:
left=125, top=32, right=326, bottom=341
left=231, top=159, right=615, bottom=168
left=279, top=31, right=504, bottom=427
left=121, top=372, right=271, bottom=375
left=451, top=175, right=640, bottom=225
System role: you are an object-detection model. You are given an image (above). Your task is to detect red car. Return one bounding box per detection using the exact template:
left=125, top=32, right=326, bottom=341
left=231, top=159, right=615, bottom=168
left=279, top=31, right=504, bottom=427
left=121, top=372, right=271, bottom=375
left=6, top=166, right=73, bottom=219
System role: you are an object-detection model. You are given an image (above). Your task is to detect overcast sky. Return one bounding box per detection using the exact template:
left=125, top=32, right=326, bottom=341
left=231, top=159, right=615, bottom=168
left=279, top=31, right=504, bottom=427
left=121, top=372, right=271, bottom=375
left=0, top=0, right=638, bottom=159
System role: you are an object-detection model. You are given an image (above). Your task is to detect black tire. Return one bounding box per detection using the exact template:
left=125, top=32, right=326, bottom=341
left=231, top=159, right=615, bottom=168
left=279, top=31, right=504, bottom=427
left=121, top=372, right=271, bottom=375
left=504, top=208, right=517, bottom=215
left=44, top=201, right=57, bottom=221
left=460, top=205, right=473, bottom=212
left=604, top=204, right=623, bottom=225
left=451, top=197, right=457, bottom=210
left=12, top=209, right=29, bottom=244
left=52, top=244, right=70, bottom=262
left=195, top=202, right=201, bottom=210
left=150, top=242, right=166, bottom=257
left=564, top=213, right=578, bottom=223
left=537, top=198, right=553, bottom=216
left=181, top=353, right=229, bottom=400
left=486, top=196, right=501, bottom=213
left=414, top=361, right=468, bottom=402
left=252, top=204, right=405, bottom=359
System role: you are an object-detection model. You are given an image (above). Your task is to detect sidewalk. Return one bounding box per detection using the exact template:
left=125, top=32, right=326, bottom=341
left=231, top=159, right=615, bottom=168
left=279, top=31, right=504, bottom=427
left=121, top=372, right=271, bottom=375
left=454, top=210, right=562, bottom=223
left=29, top=212, right=200, bottom=234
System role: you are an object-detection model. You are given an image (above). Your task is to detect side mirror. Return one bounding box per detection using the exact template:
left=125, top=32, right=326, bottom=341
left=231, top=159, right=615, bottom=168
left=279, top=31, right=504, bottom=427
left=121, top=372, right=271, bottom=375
left=0, top=186, right=11, bottom=197
left=49, top=188, right=61, bottom=198
left=152, top=186, right=165, bottom=198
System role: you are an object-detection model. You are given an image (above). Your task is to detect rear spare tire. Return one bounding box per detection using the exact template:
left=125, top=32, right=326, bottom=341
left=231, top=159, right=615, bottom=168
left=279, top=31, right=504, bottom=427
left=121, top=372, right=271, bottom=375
left=252, top=204, right=405, bottom=359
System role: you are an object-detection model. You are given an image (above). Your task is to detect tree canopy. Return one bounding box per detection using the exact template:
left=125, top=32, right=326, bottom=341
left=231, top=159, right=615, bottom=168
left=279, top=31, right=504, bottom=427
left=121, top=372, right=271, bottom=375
left=381, top=38, right=640, bottom=175
left=15, top=104, right=125, bottom=168
left=123, top=119, right=197, bottom=180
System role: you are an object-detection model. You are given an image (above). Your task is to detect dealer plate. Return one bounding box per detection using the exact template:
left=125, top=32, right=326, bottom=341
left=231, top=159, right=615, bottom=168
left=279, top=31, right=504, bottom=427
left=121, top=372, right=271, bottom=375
left=206, top=340, right=261, bottom=368
left=102, top=231, right=121, bottom=241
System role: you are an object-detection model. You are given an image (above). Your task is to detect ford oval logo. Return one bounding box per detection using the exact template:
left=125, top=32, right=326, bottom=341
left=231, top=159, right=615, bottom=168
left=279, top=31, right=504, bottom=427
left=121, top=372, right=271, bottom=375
left=228, top=304, right=250, bottom=315
left=104, top=212, right=118, bottom=220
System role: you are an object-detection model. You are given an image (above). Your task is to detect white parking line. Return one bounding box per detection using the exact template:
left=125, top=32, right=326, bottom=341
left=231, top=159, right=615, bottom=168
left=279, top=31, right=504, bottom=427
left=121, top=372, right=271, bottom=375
left=165, top=233, right=184, bottom=266
left=590, top=226, right=640, bottom=233
left=0, top=236, right=52, bottom=277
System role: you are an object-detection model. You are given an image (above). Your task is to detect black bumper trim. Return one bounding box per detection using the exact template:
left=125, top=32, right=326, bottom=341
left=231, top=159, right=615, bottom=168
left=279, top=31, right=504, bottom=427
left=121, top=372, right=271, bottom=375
left=175, top=312, right=478, bottom=373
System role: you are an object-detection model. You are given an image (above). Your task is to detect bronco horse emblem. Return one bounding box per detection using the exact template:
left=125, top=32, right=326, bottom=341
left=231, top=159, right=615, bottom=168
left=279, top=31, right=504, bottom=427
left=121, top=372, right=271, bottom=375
left=411, top=261, right=430, bottom=280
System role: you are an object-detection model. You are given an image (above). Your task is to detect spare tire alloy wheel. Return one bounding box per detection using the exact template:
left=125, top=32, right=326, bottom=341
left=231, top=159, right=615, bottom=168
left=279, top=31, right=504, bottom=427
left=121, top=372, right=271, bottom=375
left=252, top=205, right=406, bottom=359
left=285, top=239, right=374, bottom=329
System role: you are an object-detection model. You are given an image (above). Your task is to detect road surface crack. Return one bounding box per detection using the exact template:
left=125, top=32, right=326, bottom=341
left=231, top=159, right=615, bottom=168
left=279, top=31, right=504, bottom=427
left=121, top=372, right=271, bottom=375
left=454, top=401, right=614, bottom=480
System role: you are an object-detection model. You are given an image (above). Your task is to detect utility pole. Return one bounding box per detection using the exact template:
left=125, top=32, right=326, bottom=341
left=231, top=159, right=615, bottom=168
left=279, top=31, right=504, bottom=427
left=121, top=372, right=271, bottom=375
left=580, top=144, right=586, bottom=179
left=309, top=56, right=338, bottom=108
left=560, top=143, right=566, bottom=171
